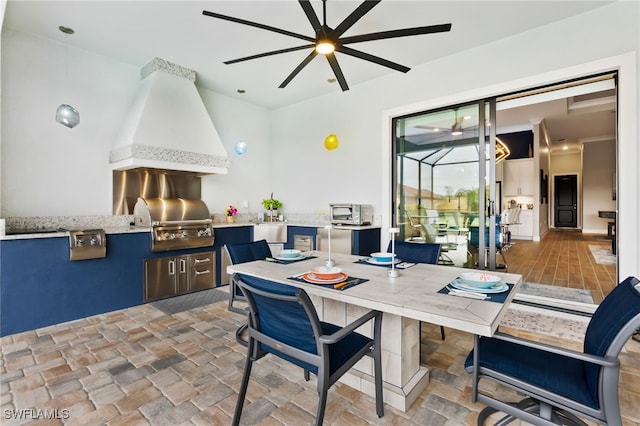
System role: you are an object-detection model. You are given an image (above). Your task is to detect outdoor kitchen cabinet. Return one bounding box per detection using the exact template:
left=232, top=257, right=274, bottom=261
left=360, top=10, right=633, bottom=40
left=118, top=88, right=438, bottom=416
left=144, top=251, right=215, bottom=302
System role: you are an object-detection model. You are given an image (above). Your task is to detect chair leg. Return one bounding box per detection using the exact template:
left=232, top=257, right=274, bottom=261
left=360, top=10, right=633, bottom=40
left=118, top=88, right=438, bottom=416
left=315, top=381, right=328, bottom=426
left=373, top=341, right=384, bottom=418
left=232, top=343, right=254, bottom=426
left=440, top=325, right=446, bottom=340
left=304, top=369, right=310, bottom=381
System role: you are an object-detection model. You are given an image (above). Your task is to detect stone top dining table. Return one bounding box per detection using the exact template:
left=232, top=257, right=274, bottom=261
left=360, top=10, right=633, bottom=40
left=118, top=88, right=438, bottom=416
left=227, top=251, right=522, bottom=412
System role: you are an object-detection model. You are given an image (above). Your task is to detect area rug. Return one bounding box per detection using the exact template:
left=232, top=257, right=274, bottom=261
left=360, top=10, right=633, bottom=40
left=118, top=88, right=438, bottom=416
left=503, top=282, right=595, bottom=342
left=500, top=309, right=588, bottom=342
left=151, top=288, right=228, bottom=315
left=589, top=245, right=616, bottom=265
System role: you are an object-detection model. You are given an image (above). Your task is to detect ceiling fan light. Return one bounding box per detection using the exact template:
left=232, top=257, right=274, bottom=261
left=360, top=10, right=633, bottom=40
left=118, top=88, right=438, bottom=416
left=315, top=40, right=335, bottom=55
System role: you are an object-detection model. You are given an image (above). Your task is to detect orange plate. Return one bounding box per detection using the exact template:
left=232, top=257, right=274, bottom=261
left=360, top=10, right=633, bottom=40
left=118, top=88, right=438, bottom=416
left=302, top=272, right=348, bottom=285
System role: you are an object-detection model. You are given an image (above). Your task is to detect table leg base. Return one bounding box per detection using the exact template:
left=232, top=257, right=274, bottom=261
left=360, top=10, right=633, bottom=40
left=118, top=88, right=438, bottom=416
left=340, top=366, right=430, bottom=412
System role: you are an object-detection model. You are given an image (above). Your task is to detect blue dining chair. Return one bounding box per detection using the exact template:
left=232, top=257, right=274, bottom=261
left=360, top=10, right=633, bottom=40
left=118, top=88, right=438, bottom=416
left=468, top=225, right=508, bottom=270
left=387, top=240, right=441, bottom=264
left=465, top=276, right=640, bottom=426
left=387, top=240, right=446, bottom=340
left=232, top=273, right=384, bottom=426
left=224, top=240, right=272, bottom=345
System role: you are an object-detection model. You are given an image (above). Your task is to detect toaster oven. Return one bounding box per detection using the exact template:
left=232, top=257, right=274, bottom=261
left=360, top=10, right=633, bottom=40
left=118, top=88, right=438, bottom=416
left=330, top=204, right=373, bottom=225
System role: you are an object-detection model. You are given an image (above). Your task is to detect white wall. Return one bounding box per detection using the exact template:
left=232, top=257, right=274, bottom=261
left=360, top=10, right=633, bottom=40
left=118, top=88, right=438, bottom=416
left=0, top=28, right=273, bottom=217
left=582, top=140, right=616, bottom=234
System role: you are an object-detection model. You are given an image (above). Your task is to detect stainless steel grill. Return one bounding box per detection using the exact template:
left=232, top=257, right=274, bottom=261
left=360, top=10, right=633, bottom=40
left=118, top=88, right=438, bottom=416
left=133, top=197, right=214, bottom=252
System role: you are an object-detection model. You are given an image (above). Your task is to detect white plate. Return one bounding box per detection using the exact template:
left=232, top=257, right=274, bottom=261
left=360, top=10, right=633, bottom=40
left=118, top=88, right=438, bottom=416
left=365, top=257, right=401, bottom=266
left=451, top=279, right=509, bottom=294
left=459, top=272, right=502, bottom=288
left=274, top=254, right=306, bottom=261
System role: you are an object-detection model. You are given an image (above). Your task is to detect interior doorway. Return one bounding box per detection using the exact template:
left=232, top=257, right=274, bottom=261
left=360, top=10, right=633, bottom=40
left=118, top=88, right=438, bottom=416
left=554, top=174, right=578, bottom=228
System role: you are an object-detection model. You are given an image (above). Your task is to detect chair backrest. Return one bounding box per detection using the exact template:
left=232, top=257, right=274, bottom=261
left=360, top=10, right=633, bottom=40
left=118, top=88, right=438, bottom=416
left=425, top=210, right=439, bottom=224
left=406, top=212, right=418, bottom=227
left=236, top=273, right=323, bottom=373
left=508, top=207, right=521, bottom=224
left=420, top=222, right=438, bottom=243
left=468, top=226, right=502, bottom=248
left=387, top=240, right=440, bottom=264
left=225, top=239, right=272, bottom=265
left=583, top=276, right=640, bottom=391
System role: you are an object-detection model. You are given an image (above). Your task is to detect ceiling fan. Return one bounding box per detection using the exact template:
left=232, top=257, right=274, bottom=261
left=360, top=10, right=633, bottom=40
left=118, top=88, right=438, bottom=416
left=202, top=0, right=452, bottom=91
left=415, top=109, right=478, bottom=137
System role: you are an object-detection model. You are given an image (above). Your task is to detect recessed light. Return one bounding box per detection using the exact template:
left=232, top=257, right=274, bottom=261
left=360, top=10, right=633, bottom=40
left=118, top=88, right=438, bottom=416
left=463, top=115, right=471, bottom=120
left=563, top=146, right=568, bottom=150
left=237, top=89, right=246, bottom=94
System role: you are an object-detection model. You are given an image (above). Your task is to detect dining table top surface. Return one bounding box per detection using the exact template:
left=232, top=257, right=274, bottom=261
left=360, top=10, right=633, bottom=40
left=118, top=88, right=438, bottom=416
left=227, top=251, right=522, bottom=337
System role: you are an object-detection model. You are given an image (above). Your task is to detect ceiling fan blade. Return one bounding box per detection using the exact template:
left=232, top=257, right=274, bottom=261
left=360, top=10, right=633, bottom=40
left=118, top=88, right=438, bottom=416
left=202, top=10, right=315, bottom=43
left=298, top=0, right=322, bottom=31
left=224, top=44, right=315, bottom=64
left=326, top=53, right=349, bottom=91
left=279, top=50, right=318, bottom=88
left=334, top=0, right=381, bottom=36
left=336, top=45, right=410, bottom=73
left=340, top=23, right=452, bottom=44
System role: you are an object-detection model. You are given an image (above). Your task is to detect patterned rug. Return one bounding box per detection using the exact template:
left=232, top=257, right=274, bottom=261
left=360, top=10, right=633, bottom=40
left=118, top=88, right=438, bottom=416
left=502, top=282, right=595, bottom=342
left=589, top=245, right=616, bottom=265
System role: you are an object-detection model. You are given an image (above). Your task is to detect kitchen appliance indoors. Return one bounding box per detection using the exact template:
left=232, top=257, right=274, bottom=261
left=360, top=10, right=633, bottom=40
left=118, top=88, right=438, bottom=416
left=329, top=203, right=373, bottom=226
left=133, top=197, right=214, bottom=252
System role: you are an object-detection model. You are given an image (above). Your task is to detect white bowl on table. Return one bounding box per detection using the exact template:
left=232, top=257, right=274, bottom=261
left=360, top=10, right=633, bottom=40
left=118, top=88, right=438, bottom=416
left=459, top=272, right=502, bottom=289
left=312, top=266, right=343, bottom=280
left=278, top=249, right=302, bottom=259
left=370, top=252, right=396, bottom=263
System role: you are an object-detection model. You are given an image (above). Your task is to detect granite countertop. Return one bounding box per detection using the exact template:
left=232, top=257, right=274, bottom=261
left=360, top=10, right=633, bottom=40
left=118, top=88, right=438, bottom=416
left=1, top=215, right=381, bottom=241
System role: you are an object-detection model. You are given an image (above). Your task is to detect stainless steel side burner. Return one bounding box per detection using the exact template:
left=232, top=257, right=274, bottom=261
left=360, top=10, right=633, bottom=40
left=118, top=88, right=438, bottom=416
left=68, top=229, right=107, bottom=261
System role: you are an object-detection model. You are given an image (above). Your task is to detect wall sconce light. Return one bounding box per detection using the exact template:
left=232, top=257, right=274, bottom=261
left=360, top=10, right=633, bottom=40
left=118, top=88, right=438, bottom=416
left=324, top=134, right=338, bottom=150
left=234, top=140, right=247, bottom=155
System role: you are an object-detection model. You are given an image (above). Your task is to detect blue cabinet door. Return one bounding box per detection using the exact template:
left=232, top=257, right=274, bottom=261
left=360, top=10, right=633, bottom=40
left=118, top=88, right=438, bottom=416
left=0, top=233, right=149, bottom=337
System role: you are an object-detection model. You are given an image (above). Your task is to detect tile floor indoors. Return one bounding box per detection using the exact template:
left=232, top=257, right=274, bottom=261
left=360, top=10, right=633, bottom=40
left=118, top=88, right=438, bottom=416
left=1, top=294, right=639, bottom=425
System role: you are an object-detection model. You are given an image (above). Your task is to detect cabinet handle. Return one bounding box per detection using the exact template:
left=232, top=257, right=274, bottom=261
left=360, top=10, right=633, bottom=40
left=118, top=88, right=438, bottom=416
left=194, top=269, right=210, bottom=275
left=180, top=259, right=187, bottom=273
left=168, top=260, right=175, bottom=275
left=194, top=257, right=210, bottom=264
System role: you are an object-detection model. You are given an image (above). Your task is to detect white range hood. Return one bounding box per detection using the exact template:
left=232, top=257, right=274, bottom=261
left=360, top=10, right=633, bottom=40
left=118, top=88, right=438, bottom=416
left=110, top=58, right=229, bottom=174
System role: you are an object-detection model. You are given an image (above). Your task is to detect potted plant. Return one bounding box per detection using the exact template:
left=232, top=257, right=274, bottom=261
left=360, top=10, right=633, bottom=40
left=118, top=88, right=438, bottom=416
left=261, top=197, right=282, bottom=221
left=225, top=205, right=238, bottom=223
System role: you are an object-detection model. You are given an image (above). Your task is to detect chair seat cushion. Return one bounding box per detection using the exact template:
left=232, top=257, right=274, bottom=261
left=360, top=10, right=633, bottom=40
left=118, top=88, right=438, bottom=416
left=464, top=337, right=598, bottom=409
left=262, top=321, right=372, bottom=376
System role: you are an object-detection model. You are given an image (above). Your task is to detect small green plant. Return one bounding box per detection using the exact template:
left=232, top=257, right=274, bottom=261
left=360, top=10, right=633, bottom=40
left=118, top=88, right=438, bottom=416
left=261, top=198, right=282, bottom=210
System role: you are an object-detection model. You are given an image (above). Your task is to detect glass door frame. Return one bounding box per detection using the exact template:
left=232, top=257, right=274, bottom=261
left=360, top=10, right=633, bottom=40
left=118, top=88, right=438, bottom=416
left=391, top=98, right=500, bottom=270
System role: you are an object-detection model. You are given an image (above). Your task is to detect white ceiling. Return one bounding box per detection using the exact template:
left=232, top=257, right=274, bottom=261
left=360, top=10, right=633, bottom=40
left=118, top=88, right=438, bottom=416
left=3, top=0, right=616, bottom=151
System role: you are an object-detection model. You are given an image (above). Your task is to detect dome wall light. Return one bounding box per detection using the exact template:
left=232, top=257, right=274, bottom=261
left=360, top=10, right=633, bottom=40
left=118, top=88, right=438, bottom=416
left=234, top=140, right=247, bottom=155
left=324, top=134, right=338, bottom=150
left=315, top=40, right=335, bottom=55
left=56, top=25, right=79, bottom=128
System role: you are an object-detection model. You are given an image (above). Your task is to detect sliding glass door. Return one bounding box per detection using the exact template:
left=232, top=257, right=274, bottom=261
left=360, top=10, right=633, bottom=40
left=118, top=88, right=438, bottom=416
left=392, top=99, right=501, bottom=270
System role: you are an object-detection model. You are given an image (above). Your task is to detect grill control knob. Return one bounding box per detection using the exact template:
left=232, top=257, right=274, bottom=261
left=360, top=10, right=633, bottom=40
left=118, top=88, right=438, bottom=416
left=180, top=231, right=188, bottom=238
left=162, top=232, right=171, bottom=240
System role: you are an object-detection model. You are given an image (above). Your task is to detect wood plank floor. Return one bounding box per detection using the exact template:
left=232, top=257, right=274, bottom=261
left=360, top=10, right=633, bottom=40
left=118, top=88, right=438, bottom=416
left=503, top=229, right=617, bottom=304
